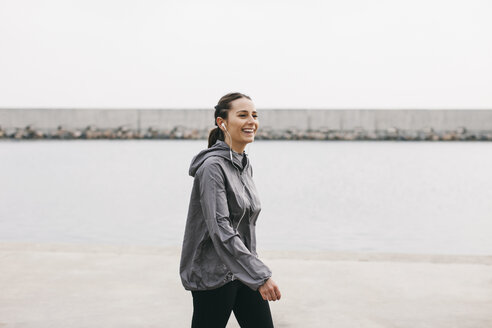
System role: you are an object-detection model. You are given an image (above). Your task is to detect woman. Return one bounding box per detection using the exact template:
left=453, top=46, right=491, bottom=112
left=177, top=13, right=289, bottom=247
left=180, top=92, right=281, bottom=328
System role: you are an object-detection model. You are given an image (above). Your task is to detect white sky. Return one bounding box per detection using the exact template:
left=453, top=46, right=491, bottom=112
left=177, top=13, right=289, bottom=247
left=0, top=0, right=491, bottom=109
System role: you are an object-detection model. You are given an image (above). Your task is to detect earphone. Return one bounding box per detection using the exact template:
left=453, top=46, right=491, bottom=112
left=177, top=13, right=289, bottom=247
left=220, top=120, right=247, bottom=233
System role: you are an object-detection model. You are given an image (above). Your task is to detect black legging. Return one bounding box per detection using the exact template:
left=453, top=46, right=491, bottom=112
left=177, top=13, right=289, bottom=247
left=191, top=280, right=274, bottom=328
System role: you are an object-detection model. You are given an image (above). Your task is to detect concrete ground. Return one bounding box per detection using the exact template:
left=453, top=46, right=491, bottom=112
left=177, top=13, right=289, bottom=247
left=0, top=242, right=491, bottom=328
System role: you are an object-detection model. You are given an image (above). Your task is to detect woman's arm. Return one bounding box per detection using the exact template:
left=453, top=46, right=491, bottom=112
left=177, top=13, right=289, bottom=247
left=197, top=161, right=272, bottom=291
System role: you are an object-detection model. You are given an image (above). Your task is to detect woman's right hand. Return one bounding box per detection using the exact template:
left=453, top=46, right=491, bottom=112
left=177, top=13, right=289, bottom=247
left=258, top=278, right=281, bottom=301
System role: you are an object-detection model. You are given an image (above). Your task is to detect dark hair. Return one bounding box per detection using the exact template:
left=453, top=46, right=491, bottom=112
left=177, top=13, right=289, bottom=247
left=207, top=92, right=252, bottom=148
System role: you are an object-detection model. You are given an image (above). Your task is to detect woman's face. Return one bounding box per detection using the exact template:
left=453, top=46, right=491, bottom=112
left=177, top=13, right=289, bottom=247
left=220, top=97, right=259, bottom=151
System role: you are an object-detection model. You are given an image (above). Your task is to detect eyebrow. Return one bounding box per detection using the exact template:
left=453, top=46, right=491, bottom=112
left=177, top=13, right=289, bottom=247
left=236, top=110, right=257, bottom=114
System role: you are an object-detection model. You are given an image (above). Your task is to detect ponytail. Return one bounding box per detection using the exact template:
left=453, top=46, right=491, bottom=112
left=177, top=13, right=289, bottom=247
left=208, top=127, right=224, bottom=148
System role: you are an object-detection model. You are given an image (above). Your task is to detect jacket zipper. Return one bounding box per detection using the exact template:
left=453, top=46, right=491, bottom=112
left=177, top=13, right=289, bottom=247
left=234, top=170, right=247, bottom=233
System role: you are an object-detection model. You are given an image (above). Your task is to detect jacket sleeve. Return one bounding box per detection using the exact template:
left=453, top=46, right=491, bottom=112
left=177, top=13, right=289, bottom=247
left=197, top=162, right=272, bottom=291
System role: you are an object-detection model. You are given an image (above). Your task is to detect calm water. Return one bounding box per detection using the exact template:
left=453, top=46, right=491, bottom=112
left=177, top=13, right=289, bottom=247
left=1, top=140, right=491, bottom=255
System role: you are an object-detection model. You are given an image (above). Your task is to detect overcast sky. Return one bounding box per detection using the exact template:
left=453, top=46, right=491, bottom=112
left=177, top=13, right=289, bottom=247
left=0, top=0, right=491, bottom=109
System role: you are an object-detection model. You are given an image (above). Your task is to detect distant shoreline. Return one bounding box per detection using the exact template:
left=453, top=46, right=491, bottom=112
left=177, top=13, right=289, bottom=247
left=1, top=125, right=492, bottom=141
left=2, top=108, right=492, bottom=141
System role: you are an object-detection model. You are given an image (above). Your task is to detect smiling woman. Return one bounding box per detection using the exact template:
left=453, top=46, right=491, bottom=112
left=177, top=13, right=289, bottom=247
left=180, top=92, right=280, bottom=327
left=207, top=93, right=258, bottom=151
left=215, top=95, right=259, bottom=152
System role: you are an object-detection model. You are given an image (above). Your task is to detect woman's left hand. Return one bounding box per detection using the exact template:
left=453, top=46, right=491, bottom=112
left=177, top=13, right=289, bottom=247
left=258, top=278, right=281, bottom=301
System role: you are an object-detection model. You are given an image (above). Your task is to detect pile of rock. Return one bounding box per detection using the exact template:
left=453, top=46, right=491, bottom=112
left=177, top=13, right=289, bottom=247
left=1, top=125, right=491, bottom=141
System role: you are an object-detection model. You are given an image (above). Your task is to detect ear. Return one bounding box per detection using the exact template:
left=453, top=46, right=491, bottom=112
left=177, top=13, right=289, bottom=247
left=217, top=118, right=226, bottom=130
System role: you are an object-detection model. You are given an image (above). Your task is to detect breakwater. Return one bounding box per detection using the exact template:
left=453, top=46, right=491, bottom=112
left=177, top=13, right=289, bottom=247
left=1, top=108, right=492, bottom=141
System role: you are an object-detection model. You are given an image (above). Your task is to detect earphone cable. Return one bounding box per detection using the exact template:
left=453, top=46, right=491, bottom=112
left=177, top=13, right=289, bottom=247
left=222, top=125, right=247, bottom=233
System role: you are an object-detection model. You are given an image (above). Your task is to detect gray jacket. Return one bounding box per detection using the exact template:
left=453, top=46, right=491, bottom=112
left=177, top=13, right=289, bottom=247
left=179, top=140, right=272, bottom=291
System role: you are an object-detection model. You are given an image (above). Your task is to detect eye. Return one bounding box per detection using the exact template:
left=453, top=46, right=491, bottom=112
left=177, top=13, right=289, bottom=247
left=238, top=113, right=259, bottom=118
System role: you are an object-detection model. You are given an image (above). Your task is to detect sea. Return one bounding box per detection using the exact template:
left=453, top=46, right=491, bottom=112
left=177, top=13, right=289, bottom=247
left=1, top=139, right=491, bottom=255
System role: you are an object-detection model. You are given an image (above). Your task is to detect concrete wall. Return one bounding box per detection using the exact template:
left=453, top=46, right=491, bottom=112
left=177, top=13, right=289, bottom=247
left=1, top=108, right=492, bottom=132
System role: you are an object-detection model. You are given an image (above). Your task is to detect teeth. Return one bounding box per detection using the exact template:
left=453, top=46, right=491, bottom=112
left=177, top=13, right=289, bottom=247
left=243, top=129, right=254, bottom=132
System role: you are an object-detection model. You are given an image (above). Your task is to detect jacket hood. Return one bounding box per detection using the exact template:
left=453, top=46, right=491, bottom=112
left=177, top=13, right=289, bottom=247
left=189, top=140, right=249, bottom=177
